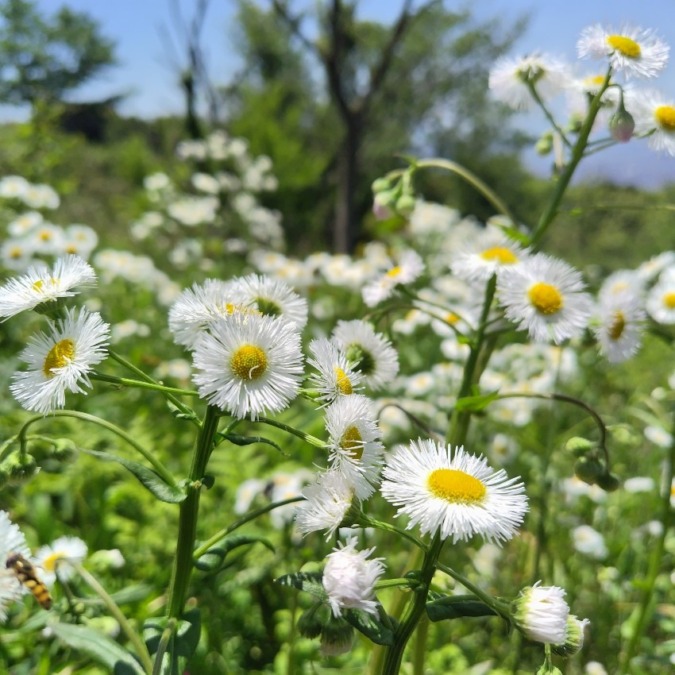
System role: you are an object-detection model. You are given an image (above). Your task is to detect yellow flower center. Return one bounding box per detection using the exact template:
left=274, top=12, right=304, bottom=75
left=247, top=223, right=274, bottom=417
left=340, top=425, right=363, bottom=460
left=65, top=244, right=78, bottom=254
left=41, top=552, right=64, bottom=572
left=608, top=311, right=626, bottom=341
left=655, top=105, right=675, bottom=131
left=230, top=344, right=268, bottom=381
left=445, top=312, right=459, bottom=325
left=43, top=339, right=76, bottom=377
left=39, top=230, right=53, bottom=242
left=480, top=246, right=518, bottom=265
left=334, top=367, right=353, bottom=395
left=663, top=292, right=675, bottom=310
left=528, top=282, right=564, bottom=315
left=606, top=34, right=641, bottom=59
left=585, top=74, right=607, bottom=88
left=427, top=468, right=486, bottom=504
left=32, top=279, right=45, bottom=292
left=386, top=265, right=402, bottom=279
left=9, top=247, right=22, bottom=259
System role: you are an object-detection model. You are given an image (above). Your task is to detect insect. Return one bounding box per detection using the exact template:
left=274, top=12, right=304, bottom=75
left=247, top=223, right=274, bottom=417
left=5, top=552, right=52, bottom=610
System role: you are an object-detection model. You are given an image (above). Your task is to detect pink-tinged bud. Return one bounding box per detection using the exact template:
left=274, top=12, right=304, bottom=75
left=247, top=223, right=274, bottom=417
left=609, top=107, right=635, bottom=143
left=372, top=192, right=393, bottom=220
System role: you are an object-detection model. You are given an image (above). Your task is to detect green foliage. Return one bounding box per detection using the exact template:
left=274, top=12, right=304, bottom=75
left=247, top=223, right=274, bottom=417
left=0, top=0, right=116, bottom=105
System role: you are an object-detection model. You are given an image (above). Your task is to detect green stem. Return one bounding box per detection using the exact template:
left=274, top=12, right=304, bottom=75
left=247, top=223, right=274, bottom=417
left=108, top=350, right=198, bottom=422
left=73, top=562, right=153, bottom=674
left=527, top=82, right=572, bottom=149
left=529, top=68, right=612, bottom=247
left=447, top=274, right=497, bottom=444
left=381, top=533, right=445, bottom=674
left=436, top=563, right=511, bottom=621
left=151, top=619, right=177, bottom=675
left=414, top=159, right=518, bottom=227
left=166, top=405, right=220, bottom=620
left=357, top=514, right=428, bottom=551
left=91, top=372, right=198, bottom=398
left=255, top=417, right=327, bottom=448
left=16, top=410, right=177, bottom=488
left=192, top=496, right=304, bottom=559
left=618, top=411, right=675, bottom=673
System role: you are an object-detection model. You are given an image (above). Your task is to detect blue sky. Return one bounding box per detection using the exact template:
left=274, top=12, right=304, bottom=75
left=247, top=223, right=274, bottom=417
left=4, top=0, right=675, bottom=185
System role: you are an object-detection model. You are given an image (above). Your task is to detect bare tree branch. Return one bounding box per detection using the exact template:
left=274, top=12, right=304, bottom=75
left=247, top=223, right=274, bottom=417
left=269, top=0, right=319, bottom=56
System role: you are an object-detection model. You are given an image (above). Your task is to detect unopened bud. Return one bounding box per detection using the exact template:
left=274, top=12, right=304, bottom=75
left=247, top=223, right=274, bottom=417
left=596, top=471, right=620, bottom=492
left=565, top=437, right=594, bottom=457
left=371, top=177, right=391, bottom=194
left=609, top=107, right=635, bottom=142
left=395, top=194, right=416, bottom=216
left=535, top=133, right=553, bottom=155
left=574, top=457, right=604, bottom=485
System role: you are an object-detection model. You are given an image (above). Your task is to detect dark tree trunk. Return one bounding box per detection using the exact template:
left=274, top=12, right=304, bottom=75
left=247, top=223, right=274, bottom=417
left=333, top=117, right=361, bottom=253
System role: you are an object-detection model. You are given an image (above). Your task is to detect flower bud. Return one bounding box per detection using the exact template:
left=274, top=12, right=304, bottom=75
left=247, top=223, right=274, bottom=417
left=513, top=582, right=570, bottom=645
left=394, top=194, right=416, bottom=216
left=552, top=615, right=590, bottom=657
left=565, top=436, right=595, bottom=457
left=371, top=177, right=391, bottom=194
left=535, top=132, right=553, bottom=155
left=297, top=603, right=329, bottom=639
left=596, top=471, right=620, bottom=492
left=319, top=616, right=354, bottom=656
left=609, top=106, right=635, bottom=142
left=574, top=456, right=604, bottom=485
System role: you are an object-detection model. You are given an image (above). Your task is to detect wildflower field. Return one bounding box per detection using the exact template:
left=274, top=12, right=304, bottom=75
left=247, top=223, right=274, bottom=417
left=0, top=9, right=674, bottom=675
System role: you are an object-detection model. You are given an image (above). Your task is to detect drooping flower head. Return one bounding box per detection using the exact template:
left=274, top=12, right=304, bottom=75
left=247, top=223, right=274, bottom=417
left=577, top=25, right=669, bottom=79
left=498, top=253, right=593, bottom=344
left=380, top=439, right=528, bottom=544
left=10, top=308, right=110, bottom=414
left=0, top=255, right=96, bottom=320
left=322, top=537, right=385, bottom=617
left=192, top=312, right=304, bottom=419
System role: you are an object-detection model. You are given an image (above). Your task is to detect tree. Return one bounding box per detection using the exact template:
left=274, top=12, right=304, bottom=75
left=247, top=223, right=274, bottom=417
left=0, top=0, right=116, bottom=106
left=226, top=0, right=527, bottom=253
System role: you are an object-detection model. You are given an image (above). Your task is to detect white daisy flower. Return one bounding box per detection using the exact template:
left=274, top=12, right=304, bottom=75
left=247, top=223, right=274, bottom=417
left=168, top=278, right=248, bottom=350
left=380, top=439, right=528, bottom=544
left=307, top=338, right=364, bottom=406
left=626, top=88, right=675, bottom=157
left=0, top=255, right=97, bottom=320
left=322, top=537, right=385, bottom=617
left=332, top=320, right=399, bottom=391
left=572, top=525, right=608, bottom=560
left=10, top=308, right=110, bottom=414
left=593, top=289, right=645, bottom=362
left=34, top=536, right=88, bottom=586
left=451, top=226, right=530, bottom=283
left=0, top=239, right=34, bottom=271
left=325, top=395, right=384, bottom=500
left=598, top=269, right=644, bottom=302
left=646, top=272, right=675, bottom=324
left=636, top=251, right=675, bottom=283
left=362, top=249, right=424, bottom=307
left=497, top=253, right=593, bottom=344
left=294, top=470, right=355, bottom=539
left=577, top=25, right=669, bottom=79
left=0, top=175, right=30, bottom=201
left=8, top=211, right=43, bottom=236
left=489, top=53, right=572, bottom=110
left=61, top=224, right=99, bottom=259
left=0, top=511, right=31, bottom=622
left=28, top=223, right=65, bottom=255
left=192, top=313, right=303, bottom=419
left=237, top=273, right=308, bottom=329
left=513, top=582, right=570, bottom=645
left=22, top=183, right=60, bottom=210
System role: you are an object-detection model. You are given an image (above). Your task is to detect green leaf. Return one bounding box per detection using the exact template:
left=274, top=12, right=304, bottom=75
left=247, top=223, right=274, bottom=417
left=144, top=608, right=201, bottom=658
left=222, top=433, right=284, bottom=454
left=194, top=534, right=275, bottom=572
left=343, top=609, right=395, bottom=646
left=454, top=391, right=500, bottom=413
left=426, top=595, right=498, bottom=622
left=50, top=622, right=144, bottom=674
left=82, top=449, right=185, bottom=503
left=275, top=572, right=326, bottom=599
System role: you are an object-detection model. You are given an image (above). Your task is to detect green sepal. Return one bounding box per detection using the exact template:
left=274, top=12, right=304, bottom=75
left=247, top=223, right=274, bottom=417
left=275, top=571, right=326, bottom=600
left=426, top=594, right=498, bottom=622
left=194, top=534, right=275, bottom=572
left=49, top=622, right=144, bottom=674
left=82, top=449, right=185, bottom=503
left=343, top=608, right=395, bottom=646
